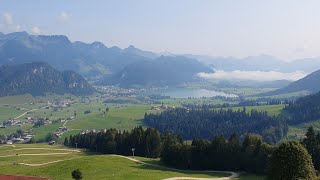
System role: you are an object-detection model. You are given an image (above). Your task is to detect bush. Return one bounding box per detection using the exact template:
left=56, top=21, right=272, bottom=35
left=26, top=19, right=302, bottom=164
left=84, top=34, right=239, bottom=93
left=71, top=169, right=83, bottom=180
left=84, top=110, right=91, bottom=114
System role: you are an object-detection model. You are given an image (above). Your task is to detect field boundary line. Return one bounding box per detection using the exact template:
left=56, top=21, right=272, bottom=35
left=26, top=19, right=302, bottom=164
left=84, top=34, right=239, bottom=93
left=13, top=148, right=81, bottom=152
left=18, top=158, right=76, bottom=167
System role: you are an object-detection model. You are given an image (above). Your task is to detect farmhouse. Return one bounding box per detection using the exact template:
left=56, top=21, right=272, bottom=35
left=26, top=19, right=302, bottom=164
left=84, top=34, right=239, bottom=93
left=0, top=174, right=49, bottom=180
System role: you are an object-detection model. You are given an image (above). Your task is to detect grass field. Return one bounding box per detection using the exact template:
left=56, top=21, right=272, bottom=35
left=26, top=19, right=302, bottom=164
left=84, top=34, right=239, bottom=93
left=0, top=143, right=239, bottom=180
left=220, top=87, right=277, bottom=96
left=65, top=104, right=152, bottom=130
left=0, top=93, right=156, bottom=140
left=234, top=174, right=266, bottom=180
left=0, top=106, right=25, bottom=122
left=286, top=119, right=320, bottom=140
left=1, top=93, right=287, bottom=143
left=219, top=104, right=285, bottom=116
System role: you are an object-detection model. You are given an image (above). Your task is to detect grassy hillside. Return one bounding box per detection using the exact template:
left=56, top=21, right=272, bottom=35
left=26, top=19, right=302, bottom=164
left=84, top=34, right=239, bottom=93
left=66, top=104, right=152, bottom=130
left=0, top=144, right=234, bottom=180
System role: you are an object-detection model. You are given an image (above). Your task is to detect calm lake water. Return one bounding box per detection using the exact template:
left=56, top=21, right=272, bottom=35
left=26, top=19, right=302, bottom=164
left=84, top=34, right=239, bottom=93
left=162, top=88, right=238, bottom=98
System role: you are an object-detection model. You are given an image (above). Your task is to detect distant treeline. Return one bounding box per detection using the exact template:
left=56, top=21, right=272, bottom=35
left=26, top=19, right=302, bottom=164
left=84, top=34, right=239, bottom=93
left=144, top=107, right=288, bottom=144
left=148, top=94, right=170, bottom=100
left=181, top=98, right=291, bottom=109
left=104, top=98, right=161, bottom=104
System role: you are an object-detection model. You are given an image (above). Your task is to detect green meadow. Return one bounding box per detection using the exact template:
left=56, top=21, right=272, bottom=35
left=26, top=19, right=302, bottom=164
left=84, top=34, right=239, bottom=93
left=218, top=104, right=285, bottom=116
left=0, top=144, right=233, bottom=180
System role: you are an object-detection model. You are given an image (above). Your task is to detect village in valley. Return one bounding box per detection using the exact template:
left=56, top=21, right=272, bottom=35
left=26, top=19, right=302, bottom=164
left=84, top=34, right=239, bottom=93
left=0, top=98, right=76, bottom=144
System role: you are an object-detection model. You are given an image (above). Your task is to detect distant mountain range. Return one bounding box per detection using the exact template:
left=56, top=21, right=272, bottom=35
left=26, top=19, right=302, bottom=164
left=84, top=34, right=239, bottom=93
left=123, top=45, right=159, bottom=59
left=261, top=69, right=320, bottom=96
left=100, top=56, right=213, bottom=87
left=0, top=32, right=149, bottom=79
left=0, top=32, right=215, bottom=87
left=1, top=31, right=320, bottom=89
left=0, top=62, right=95, bottom=96
left=185, top=54, right=320, bottom=73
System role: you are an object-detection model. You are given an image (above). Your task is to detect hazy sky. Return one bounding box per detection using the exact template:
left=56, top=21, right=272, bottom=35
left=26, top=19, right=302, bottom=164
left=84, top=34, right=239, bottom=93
left=0, top=0, right=319, bottom=60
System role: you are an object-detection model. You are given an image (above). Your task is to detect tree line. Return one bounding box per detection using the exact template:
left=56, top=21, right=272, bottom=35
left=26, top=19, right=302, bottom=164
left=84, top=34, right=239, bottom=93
left=65, top=127, right=162, bottom=158
left=181, top=98, right=290, bottom=109
left=162, top=133, right=272, bottom=173
left=65, top=127, right=271, bottom=173
left=144, top=107, right=288, bottom=144
left=65, top=126, right=320, bottom=179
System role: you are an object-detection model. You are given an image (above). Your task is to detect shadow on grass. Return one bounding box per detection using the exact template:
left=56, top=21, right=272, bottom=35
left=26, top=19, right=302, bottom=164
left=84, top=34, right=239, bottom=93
left=234, top=173, right=266, bottom=180
left=134, top=157, right=165, bottom=166
left=80, top=150, right=102, bottom=156
left=130, top=163, right=230, bottom=178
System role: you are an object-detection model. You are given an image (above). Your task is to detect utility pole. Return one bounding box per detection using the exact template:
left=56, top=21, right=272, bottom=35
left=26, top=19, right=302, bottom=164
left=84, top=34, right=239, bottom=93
left=131, top=148, right=135, bottom=157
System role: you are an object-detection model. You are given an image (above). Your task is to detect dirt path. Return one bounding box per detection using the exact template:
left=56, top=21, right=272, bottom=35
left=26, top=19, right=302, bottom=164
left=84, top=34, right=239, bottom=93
left=110, top=155, right=240, bottom=180
left=0, top=145, right=16, bottom=148
left=18, top=158, right=76, bottom=167
left=0, top=148, right=80, bottom=158
left=63, top=120, right=68, bottom=128
left=0, top=152, right=73, bottom=158
left=62, top=120, right=82, bottom=131
left=13, top=148, right=80, bottom=152
left=15, top=109, right=38, bottom=119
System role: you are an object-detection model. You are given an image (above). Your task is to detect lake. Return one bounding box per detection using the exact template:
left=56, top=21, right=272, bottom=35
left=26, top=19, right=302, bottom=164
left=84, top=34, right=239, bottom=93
left=162, top=88, right=238, bottom=98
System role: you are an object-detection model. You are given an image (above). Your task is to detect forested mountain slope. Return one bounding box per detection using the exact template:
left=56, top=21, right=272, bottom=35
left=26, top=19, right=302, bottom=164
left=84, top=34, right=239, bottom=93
left=284, top=91, right=320, bottom=124
left=101, top=56, right=213, bottom=87
left=0, top=62, right=95, bottom=96
left=262, top=69, right=320, bottom=96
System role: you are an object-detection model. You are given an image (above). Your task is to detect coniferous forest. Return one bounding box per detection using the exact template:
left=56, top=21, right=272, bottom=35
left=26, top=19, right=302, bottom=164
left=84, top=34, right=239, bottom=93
left=284, top=91, right=320, bottom=124
left=144, top=107, right=288, bottom=144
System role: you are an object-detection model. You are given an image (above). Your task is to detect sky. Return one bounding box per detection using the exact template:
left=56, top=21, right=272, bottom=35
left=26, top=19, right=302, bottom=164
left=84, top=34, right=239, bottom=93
left=0, top=0, right=320, bottom=61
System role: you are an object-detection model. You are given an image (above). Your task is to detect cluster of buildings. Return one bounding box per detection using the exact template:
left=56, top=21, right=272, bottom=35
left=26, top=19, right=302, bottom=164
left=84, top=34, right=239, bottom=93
left=47, top=98, right=71, bottom=111
left=53, top=126, right=69, bottom=138
left=95, top=86, right=145, bottom=98
left=80, top=129, right=114, bottom=135
left=2, top=133, right=34, bottom=145
left=80, top=129, right=97, bottom=135
left=27, top=116, right=51, bottom=125
left=2, top=116, right=52, bottom=128
left=150, top=104, right=176, bottom=111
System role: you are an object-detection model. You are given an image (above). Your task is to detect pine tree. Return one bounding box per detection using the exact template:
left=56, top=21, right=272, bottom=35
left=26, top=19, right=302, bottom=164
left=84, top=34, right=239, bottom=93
left=64, top=137, right=69, bottom=146
left=303, top=127, right=316, bottom=157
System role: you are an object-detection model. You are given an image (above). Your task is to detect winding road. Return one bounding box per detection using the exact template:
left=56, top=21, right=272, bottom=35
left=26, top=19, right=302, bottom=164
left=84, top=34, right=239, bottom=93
left=110, top=155, right=239, bottom=180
